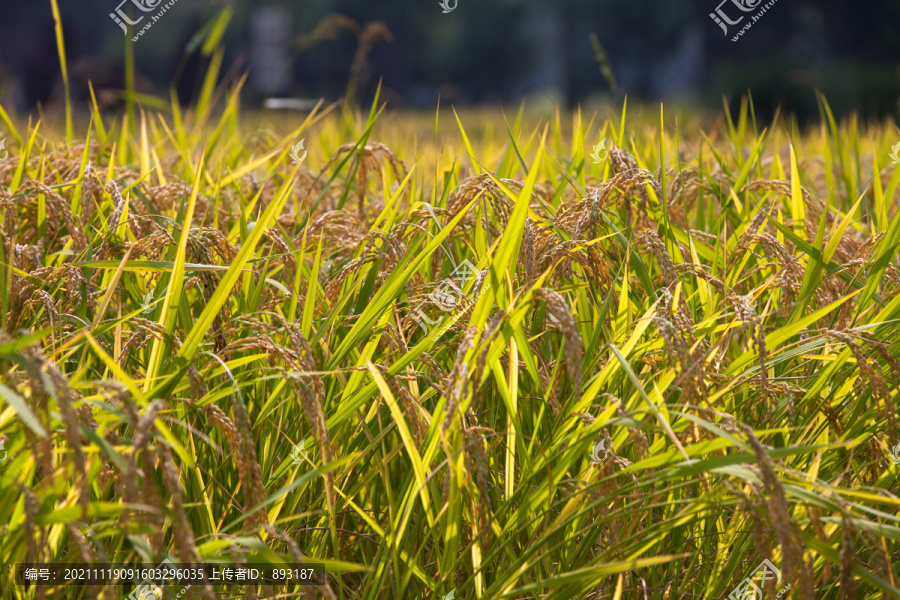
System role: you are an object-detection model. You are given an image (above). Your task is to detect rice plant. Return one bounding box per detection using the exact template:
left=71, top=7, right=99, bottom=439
left=0, top=36, right=899, bottom=599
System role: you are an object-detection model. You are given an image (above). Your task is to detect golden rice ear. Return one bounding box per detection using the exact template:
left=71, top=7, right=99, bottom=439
left=535, top=288, right=584, bottom=394
left=825, top=330, right=899, bottom=445
left=744, top=426, right=816, bottom=597
left=320, top=142, right=407, bottom=221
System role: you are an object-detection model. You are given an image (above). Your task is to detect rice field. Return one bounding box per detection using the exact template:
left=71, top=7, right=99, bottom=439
left=1, top=63, right=900, bottom=599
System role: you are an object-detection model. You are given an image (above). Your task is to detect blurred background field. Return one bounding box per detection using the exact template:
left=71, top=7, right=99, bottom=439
left=2, top=0, right=900, bottom=123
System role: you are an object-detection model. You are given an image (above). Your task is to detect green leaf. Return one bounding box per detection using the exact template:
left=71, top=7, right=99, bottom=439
left=0, top=383, right=47, bottom=438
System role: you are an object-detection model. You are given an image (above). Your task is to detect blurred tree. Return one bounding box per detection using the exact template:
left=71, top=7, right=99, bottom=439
left=0, top=0, right=897, bottom=122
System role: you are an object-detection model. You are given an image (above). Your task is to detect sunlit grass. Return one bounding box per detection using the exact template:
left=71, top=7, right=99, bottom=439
left=0, top=68, right=899, bottom=600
